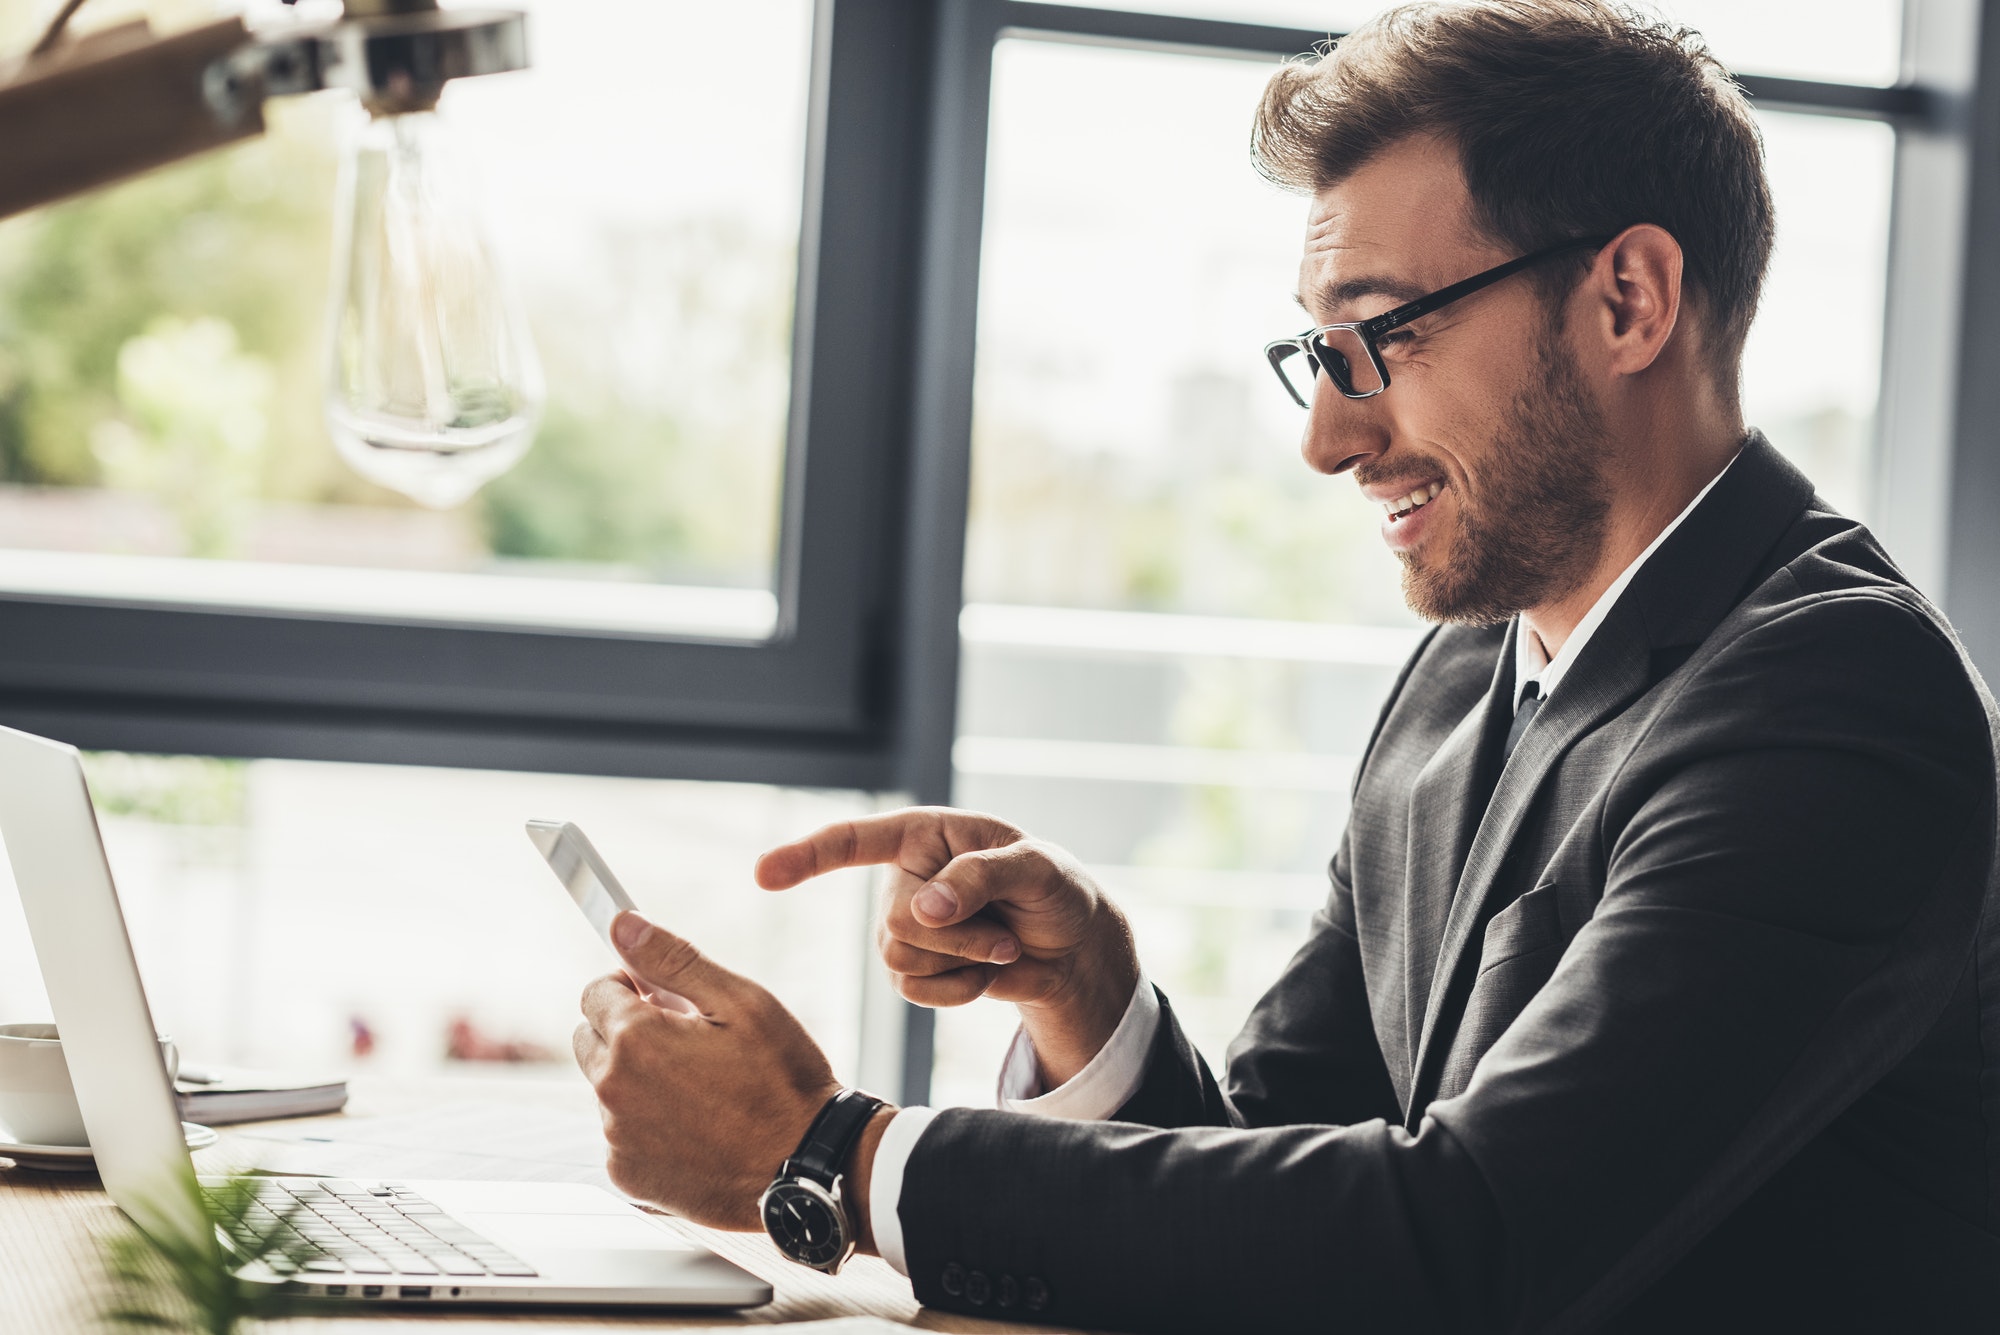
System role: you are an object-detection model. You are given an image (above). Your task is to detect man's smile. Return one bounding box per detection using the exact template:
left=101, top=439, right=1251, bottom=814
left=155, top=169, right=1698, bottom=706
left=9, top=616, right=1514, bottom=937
left=1380, top=481, right=1443, bottom=522
left=1358, top=475, right=1450, bottom=552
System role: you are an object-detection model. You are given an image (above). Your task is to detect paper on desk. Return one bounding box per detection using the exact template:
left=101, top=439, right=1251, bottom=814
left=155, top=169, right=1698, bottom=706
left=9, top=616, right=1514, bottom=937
left=230, top=1099, right=613, bottom=1189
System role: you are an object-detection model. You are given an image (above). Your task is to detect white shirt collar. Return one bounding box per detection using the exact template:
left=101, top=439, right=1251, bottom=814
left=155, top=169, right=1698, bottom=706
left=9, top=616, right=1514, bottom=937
left=1513, top=448, right=1742, bottom=712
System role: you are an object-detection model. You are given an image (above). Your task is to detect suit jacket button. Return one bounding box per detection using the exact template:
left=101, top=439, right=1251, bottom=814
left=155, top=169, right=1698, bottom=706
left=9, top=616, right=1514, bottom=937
left=997, top=1274, right=1020, bottom=1308
left=1025, top=1276, right=1049, bottom=1311
left=965, top=1270, right=992, bottom=1306
left=940, top=1263, right=965, bottom=1297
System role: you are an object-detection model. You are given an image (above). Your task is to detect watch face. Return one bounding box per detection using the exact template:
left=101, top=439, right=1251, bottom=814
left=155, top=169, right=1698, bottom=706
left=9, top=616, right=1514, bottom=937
left=761, top=1178, right=849, bottom=1271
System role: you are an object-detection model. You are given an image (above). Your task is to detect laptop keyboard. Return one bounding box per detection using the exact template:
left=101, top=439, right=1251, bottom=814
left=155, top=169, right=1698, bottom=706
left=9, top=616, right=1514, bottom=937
left=219, top=1179, right=539, bottom=1279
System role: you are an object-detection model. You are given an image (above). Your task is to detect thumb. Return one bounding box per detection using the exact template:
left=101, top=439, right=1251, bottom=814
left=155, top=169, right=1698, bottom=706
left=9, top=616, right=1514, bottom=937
left=612, top=911, right=732, bottom=1012
left=911, top=843, right=1044, bottom=928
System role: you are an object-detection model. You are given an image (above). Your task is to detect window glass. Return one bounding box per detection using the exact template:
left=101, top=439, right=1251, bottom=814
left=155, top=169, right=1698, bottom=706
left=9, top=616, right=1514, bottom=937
left=936, top=36, right=1896, bottom=1100
left=1745, top=111, right=1893, bottom=518
left=1030, top=1, right=1904, bottom=86
left=0, top=0, right=812, bottom=639
left=0, top=756, right=873, bottom=1084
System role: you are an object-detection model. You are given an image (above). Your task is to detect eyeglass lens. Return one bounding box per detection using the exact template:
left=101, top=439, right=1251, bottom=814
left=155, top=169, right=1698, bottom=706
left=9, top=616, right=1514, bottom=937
left=1276, top=328, right=1383, bottom=404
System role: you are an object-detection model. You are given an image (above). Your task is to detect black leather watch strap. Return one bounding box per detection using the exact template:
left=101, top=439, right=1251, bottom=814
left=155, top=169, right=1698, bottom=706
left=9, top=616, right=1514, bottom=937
left=782, top=1088, right=886, bottom=1188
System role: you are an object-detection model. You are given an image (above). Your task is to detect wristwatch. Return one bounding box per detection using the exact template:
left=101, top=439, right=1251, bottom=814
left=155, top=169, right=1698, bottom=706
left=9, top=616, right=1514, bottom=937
left=760, top=1088, right=887, bottom=1274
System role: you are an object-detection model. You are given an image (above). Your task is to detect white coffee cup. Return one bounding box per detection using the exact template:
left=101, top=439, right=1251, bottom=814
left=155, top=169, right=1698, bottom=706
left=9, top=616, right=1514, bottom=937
left=0, top=1023, right=179, bottom=1148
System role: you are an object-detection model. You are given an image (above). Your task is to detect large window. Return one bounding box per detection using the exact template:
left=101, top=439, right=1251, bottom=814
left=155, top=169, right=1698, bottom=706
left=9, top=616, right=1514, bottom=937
left=0, top=0, right=928, bottom=788
left=0, top=0, right=812, bottom=637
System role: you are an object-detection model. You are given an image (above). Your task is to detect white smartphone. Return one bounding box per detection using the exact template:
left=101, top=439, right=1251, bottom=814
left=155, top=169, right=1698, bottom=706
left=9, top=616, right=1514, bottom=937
left=526, top=819, right=691, bottom=1011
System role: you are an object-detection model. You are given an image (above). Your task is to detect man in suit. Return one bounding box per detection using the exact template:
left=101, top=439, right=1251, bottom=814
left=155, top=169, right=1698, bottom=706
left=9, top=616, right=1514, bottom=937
left=572, top=2, right=2000, bottom=1330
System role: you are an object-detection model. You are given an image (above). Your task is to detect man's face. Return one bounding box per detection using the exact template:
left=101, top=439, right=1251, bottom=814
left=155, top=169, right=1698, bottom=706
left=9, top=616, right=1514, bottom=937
left=1295, top=135, right=1612, bottom=626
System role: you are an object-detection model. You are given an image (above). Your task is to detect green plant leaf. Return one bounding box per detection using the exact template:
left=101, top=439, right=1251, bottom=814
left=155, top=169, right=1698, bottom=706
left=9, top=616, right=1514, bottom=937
left=99, top=1169, right=309, bottom=1334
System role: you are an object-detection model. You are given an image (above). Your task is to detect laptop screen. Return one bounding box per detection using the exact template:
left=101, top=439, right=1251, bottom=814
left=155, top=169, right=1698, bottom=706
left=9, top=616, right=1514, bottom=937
left=0, top=725, right=203, bottom=1241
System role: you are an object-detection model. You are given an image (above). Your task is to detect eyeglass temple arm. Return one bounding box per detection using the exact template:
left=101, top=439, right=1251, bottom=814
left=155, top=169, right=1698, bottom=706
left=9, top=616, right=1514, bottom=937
left=1358, top=235, right=1616, bottom=339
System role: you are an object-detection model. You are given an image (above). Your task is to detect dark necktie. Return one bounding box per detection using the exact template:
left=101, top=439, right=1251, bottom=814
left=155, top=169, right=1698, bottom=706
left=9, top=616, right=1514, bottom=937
left=1502, top=680, right=1542, bottom=765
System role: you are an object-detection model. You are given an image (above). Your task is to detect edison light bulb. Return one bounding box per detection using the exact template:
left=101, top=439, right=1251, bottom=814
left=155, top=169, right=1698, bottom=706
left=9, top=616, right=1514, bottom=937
left=325, top=109, right=542, bottom=509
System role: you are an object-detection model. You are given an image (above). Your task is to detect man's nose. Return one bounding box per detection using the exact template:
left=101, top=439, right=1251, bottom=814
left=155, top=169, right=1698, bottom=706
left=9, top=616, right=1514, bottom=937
left=1299, top=377, right=1389, bottom=475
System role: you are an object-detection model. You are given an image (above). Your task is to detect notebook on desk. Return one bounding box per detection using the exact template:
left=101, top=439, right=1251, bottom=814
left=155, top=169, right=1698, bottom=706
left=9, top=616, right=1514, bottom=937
left=0, top=723, right=771, bottom=1311
left=175, top=1065, right=349, bottom=1125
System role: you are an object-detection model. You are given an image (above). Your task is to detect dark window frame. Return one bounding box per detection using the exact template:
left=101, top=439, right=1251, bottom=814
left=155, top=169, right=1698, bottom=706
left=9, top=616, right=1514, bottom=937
left=0, top=1, right=936, bottom=791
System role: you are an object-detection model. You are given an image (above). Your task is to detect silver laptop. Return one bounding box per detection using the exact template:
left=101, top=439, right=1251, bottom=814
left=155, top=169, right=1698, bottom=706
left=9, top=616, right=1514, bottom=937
left=0, top=723, right=770, bottom=1310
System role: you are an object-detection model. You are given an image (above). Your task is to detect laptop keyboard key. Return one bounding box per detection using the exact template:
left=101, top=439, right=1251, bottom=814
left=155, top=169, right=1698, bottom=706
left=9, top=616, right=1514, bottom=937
left=238, top=1184, right=529, bottom=1281
left=424, top=1224, right=484, bottom=1244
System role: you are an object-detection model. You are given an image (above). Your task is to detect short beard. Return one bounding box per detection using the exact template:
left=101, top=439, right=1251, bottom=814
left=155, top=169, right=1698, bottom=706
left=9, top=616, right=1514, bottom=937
left=1398, top=311, right=1612, bottom=626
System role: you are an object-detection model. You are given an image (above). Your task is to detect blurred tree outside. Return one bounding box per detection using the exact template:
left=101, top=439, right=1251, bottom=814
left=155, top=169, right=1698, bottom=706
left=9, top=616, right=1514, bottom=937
left=82, top=751, right=247, bottom=827
left=0, top=89, right=340, bottom=502
left=92, top=316, right=273, bottom=557
left=481, top=216, right=793, bottom=588
left=0, top=23, right=794, bottom=588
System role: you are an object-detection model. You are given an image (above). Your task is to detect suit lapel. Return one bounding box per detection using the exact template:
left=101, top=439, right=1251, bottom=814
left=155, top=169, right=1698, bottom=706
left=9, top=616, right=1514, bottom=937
left=1400, top=626, right=1517, bottom=1071
left=1404, top=432, right=1819, bottom=1106
left=1408, top=599, right=1653, bottom=1099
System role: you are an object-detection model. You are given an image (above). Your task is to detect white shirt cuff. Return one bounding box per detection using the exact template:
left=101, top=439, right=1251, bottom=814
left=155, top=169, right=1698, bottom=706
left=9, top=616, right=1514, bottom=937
left=865, top=1105, right=936, bottom=1277
left=996, top=973, right=1160, bottom=1120
left=868, top=977, right=1159, bottom=1278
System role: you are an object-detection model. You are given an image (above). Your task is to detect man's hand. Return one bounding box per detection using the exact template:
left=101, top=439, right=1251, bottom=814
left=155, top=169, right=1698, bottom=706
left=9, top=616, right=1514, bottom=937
left=756, top=807, right=1140, bottom=1088
left=574, top=910, right=892, bottom=1240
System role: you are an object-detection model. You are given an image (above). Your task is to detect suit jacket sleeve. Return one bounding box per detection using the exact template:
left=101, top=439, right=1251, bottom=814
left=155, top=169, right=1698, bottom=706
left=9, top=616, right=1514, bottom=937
left=892, top=589, right=1994, bottom=1335
left=1113, top=835, right=1405, bottom=1133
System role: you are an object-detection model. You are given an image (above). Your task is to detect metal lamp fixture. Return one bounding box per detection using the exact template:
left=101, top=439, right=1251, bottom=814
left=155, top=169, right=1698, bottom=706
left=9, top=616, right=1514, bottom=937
left=0, top=0, right=542, bottom=508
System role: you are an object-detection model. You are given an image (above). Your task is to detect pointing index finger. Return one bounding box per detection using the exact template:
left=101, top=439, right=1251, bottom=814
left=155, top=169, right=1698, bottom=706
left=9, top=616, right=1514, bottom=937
left=754, top=810, right=935, bottom=889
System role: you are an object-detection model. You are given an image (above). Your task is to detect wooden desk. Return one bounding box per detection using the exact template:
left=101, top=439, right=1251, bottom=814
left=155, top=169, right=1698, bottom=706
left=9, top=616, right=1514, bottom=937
left=0, top=1075, right=1082, bottom=1335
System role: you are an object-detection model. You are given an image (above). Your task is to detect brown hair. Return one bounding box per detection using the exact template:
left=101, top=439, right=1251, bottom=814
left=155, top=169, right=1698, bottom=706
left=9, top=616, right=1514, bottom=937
left=1253, top=0, right=1774, bottom=377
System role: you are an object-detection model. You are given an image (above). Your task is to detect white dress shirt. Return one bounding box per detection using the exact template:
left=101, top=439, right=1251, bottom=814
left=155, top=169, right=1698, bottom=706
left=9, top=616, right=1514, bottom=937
left=1511, top=450, right=1738, bottom=711
left=866, top=448, right=1741, bottom=1277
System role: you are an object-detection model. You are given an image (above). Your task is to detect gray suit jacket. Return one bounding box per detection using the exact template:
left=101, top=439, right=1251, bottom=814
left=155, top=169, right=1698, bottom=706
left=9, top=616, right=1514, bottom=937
left=897, top=435, right=2000, bottom=1333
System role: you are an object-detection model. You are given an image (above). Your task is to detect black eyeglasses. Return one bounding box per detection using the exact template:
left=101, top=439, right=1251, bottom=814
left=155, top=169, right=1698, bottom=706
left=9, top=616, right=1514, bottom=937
left=1264, top=235, right=1615, bottom=406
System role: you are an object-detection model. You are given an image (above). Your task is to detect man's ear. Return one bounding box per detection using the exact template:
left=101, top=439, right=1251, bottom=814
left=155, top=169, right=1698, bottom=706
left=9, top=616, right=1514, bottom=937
left=1586, top=223, right=1683, bottom=377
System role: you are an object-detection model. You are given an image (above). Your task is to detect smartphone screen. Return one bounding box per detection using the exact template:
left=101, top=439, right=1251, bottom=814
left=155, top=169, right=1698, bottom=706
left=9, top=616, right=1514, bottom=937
left=526, top=820, right=691, bottom=1012
left=526, top=819, right=636, bottom=946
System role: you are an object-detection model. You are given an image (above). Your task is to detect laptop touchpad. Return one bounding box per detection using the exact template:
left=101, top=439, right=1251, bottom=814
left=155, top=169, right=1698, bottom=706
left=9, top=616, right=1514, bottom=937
left=460, top=1212, right=694, bottom=1254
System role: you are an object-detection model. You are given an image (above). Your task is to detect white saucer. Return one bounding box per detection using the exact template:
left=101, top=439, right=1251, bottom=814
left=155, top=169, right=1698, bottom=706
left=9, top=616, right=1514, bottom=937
left=0, top=1122, right=217, bottom=1172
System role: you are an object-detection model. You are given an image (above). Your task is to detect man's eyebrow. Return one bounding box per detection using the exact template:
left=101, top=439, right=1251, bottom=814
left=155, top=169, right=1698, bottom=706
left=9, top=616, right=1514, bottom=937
left=1298, top=275, right=1430, bottom=318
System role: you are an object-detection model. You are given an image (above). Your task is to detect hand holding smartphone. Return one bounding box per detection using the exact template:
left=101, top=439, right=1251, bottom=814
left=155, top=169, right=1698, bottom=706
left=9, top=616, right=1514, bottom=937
left=526, top=819, right=693, bottom=1012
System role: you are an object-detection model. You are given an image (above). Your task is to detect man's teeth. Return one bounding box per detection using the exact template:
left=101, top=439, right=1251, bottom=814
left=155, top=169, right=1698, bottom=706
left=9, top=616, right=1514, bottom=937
left=1383, top=482, right=1444, bottom=518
